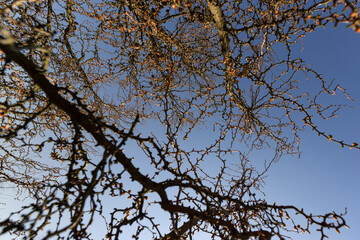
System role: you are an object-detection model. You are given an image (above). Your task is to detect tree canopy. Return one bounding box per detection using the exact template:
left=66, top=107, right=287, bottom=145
left=0, top=0, right=359, bottom=239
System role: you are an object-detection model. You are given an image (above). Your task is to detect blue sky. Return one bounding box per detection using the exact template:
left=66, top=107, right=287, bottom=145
left=263, top=25, right=360, bottom=239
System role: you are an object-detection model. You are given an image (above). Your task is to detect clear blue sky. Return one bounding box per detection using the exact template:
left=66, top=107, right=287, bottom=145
left=263, top=25, right=360, bottom=240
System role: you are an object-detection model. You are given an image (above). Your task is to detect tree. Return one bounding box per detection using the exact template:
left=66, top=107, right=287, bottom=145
left=0, top=0, right=359, bottom=239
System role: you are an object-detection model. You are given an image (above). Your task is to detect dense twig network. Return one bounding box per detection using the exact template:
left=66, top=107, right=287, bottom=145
left=0, top=0, right=359, bottom=239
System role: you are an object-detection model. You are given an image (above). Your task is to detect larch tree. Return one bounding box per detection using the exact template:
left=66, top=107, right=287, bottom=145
left=0, top=0, right=359, bottom=239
